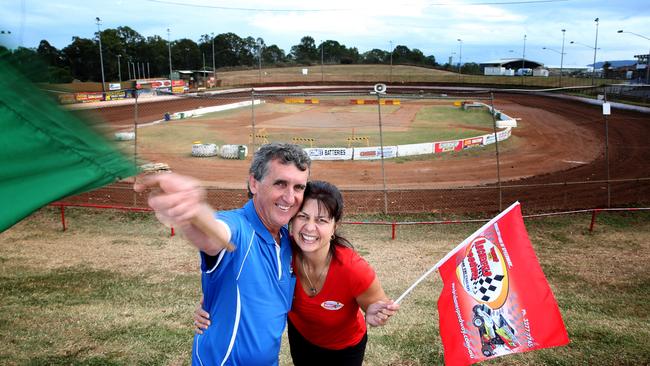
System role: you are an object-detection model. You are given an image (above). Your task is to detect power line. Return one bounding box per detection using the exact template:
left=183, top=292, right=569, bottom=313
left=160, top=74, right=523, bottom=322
left=144, top=0, right=570, bottom=12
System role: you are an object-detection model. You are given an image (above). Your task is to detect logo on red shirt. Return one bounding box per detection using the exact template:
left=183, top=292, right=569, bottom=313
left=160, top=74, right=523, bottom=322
left=320, top=301, right=344, bottom=311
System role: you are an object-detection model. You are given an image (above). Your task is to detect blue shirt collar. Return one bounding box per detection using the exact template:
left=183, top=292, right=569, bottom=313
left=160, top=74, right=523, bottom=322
left=243, top=199, right=287, bottom=245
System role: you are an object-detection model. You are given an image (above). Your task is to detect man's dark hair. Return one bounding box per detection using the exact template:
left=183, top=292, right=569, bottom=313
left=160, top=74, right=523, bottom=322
left=247, top=143, right=311, bottom=198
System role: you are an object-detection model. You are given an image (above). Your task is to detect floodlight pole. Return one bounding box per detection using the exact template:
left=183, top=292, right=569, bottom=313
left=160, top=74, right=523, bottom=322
left=617, top=29, right=650, bottom=84
left=457, top=38, right=463, bottom=79
left=96, top=17, right=106, bottom=92
left=521, top=34, right=527, bottom=85
left=117, top=54, right=122, bottom=82
left=320, top=40, right=324, bottom=83
left=560, top=29, right=566, bottom=88
left=167, top=28, right=173, bottom=80
left=211, top=33, right=216, bottom=86
left=592, top=18, right=599, bottom=86
left=389, top=40, right=393, bottom=83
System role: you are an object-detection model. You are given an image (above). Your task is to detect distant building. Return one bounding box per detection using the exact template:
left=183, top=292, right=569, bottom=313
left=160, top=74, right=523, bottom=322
left=480, top=58, right=545, bottom=76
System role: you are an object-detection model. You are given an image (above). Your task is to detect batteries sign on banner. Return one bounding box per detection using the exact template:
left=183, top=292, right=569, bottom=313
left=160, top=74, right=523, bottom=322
left=603, top=102, right=611, bottom=115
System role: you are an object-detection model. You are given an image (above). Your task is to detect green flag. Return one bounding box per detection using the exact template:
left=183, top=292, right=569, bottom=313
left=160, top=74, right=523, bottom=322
left=0, top=58, right=138, bottom=232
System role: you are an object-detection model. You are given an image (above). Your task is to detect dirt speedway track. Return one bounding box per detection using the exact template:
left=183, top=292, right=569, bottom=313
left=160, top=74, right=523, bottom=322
left=81, top=88, right=650, bottom=214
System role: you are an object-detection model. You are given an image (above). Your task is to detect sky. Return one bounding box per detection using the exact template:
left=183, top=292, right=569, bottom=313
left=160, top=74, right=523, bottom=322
left=1, top=0, right=649, bottom=68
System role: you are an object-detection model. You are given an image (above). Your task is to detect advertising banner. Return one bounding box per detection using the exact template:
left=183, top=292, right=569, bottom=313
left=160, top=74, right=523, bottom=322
left=172, top=80, right=185, bottom=86
left=353, top=146, right=398, bottom=160
left=137, top=79, right=172, bottom=89
left=109, top=83, right=121, bottom=91
left=304, top=147, right=353, bottom=161
left=435, top=140, right=463, bottom=153
left=437, top=202, right=569, bottom=365
left=397, top=142, right=434, bottom=157
left=463, top=137, right=484, bottom=149
left=75, top=92, right=104, bottom=103
left=104, top=91, right=127, bottom=101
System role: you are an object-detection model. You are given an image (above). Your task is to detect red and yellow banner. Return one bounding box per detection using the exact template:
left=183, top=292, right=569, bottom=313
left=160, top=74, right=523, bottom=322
left=437, top=202, right=569, bottom=365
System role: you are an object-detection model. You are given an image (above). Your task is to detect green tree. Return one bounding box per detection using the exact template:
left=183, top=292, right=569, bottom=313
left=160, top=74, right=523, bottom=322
left=461, top=62, right=481, bottom=75
left=62, top=37, right=98, bottom=81
left=173, top=38, right=200, bottom=70
left=290, top=36, right=318, bottom=64
left=262, top=44, right=286, bottom=64
left=361, top=49, right=389, bottom=64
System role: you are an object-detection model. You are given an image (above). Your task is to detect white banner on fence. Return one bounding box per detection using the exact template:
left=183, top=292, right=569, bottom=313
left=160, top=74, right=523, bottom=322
left=397, top=142, right=435, bottom=157
left=304, top=147, right=353, bottom=160
left=482, top=127, right=512, bottom=145
left=353, top=146, right=398, bottom=160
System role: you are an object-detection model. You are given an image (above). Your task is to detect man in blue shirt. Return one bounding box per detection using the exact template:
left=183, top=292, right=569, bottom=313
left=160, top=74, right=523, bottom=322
left=136, top=143, right=310, bottom=365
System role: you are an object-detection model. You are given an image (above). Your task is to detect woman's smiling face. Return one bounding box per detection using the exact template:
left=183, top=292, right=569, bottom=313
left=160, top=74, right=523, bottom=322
left=291, top=198, right=336, bottom=255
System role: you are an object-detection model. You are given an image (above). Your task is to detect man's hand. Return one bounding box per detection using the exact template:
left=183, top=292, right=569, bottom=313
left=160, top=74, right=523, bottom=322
left=134, top=173, right=234, bottom=253
left=134, top=173, right=206, bottom=228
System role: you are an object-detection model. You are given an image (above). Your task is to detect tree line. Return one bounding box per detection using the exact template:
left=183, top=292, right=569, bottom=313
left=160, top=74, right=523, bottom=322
left=0, top=26, right=482, bottom=84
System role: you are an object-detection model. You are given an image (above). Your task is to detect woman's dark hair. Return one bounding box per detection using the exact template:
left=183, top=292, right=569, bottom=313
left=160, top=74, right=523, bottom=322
left=294, top=180, right=353, bottom=256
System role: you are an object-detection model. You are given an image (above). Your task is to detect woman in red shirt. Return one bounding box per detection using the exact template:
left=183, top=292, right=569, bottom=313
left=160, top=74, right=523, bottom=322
left=195, top=180, right=399, bottom=365
left=287, top=180, right=399, bottom=365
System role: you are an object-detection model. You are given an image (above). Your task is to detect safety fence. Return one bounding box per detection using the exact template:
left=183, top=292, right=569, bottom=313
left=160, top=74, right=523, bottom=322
left=48, top=201, right=650, bottom=240
left=63, top=86, right=650, bottom=215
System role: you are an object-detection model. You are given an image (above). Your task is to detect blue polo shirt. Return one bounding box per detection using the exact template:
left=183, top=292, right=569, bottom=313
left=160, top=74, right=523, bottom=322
left=192, top=200, right=295, bottom=366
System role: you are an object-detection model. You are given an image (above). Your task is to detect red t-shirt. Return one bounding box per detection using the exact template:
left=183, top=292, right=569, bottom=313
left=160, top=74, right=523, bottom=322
left=288, top=245, right=376, bottom=350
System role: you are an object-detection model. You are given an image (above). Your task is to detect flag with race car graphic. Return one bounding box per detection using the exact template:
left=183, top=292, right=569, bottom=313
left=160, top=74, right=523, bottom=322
left=437, top=201, right=569, bottom=365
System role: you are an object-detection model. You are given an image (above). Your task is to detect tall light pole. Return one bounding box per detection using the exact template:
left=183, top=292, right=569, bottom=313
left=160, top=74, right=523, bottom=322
left=95, top=17, right=106, bottom=92
left=617, top=29, right=650, bottom=84
left=320, top=40, right=324, bottom=83
left=117, top=54, right=122, bottom=82
left=560, top=29, right=566, bottom=88
left=570, top=40, right=600, bottom=81
left=167, top=28, right=172, bottom=80
left=257, top=39, right=262, bottom=83
left=542, top=45, right=566, bottom=87
left=389, top=40, right=393, bottom=83
left=521, top=34, right=527, bottom=85
left=457, top=38, right=463, bottom=75
left=592, top=18, right=600, bottom=86
left=211, top=33, right=216, bottom=86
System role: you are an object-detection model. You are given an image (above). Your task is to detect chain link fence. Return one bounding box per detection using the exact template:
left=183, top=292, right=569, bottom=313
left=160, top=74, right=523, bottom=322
left=59, top=86, right=650, bottom=215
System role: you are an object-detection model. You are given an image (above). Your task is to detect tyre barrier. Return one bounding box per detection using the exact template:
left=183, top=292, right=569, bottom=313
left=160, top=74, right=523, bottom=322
left=114, top=132, right=135, bottom=141
left=191, top=143, right=219, bottom=157
left=220, top=144, right=248, bottom=160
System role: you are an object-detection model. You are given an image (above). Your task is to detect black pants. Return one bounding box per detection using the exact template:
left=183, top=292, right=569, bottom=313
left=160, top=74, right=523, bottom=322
left=287, top=318, right=368, bottom=366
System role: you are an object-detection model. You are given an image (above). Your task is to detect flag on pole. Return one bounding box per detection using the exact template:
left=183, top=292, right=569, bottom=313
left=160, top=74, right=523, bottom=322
left=0, top=57, right=138, bottom=232
left=437, top=202, right=569, bottom=365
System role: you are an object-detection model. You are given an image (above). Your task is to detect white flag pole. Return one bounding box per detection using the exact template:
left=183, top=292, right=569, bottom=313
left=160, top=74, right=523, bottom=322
left=394, top=201, right=520, bottom=304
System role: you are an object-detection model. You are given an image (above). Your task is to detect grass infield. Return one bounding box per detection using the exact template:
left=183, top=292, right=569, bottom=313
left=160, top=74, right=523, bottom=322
left=1, top=208, right=648, bottom=365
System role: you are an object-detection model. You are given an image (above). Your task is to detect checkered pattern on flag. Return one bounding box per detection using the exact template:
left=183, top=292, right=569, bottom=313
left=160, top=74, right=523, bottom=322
left=437, top=202, right=569, bottom=365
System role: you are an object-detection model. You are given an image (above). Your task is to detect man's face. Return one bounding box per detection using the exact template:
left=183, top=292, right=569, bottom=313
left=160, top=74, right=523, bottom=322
left=249, top=159, right=309, bottom=236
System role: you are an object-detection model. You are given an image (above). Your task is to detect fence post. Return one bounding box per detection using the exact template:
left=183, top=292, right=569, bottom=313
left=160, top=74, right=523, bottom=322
left=60, top=205, right=66, bottom=231
left=133, top=91, right=139, bottom=207
left=171, top=227, right=175, bottom=237
left=391, top=222, right=396, bottom=240
left=589, top=209, right=600, bottom=232
left=489, top=93, right=503, bottom=211
left=376, top=92, right=388, bottom=214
